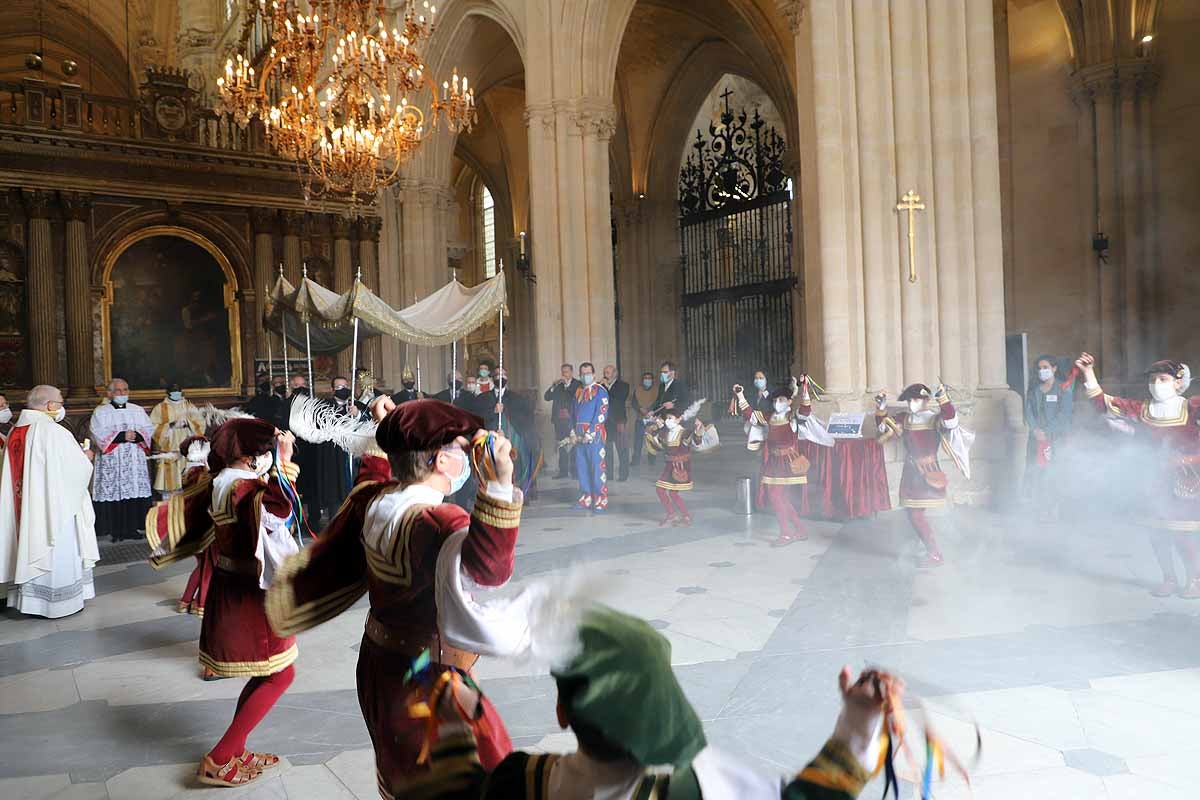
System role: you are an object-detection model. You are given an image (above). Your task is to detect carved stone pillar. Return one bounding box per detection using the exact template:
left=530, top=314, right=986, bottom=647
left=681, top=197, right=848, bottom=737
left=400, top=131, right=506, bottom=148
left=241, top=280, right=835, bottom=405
left=22, top=189, right=57, bottom=387
left=280, top=210, right=304, bottom=363
left=250, top=207, right=276, bottom=376
left=332, top=215, right=354, bottom=375
left=357, top=216, right=382, bottom=379
left=60, top=191, right=93, bottom=394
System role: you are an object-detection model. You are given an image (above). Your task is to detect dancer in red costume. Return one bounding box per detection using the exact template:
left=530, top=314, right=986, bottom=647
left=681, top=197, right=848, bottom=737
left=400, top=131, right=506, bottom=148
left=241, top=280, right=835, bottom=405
left=1078, top=353, right=1200, bottom=598
left=875, top=383, right=972, bottom=567
left=267, top=397, right=524, bottom=799
left=173, top=435, right=214, bottom=619
left=735, top=376, right=832, bottom=547
left=644, top=407, right=718, bottom=527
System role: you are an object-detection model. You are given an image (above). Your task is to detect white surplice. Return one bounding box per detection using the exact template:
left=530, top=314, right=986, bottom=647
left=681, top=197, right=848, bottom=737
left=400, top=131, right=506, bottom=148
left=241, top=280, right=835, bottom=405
left=89, top=401, right=154, bottom=502
left=0, top=409, right=99, bottom=618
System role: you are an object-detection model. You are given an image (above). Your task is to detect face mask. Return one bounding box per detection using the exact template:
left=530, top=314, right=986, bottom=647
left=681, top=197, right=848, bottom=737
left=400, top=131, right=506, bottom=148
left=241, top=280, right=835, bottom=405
left=1150, top=382, right=1177, bottom=402
left=168, top=391, right=183, bottom=402
left=256, top=383, right=270, bottom=396
left=582, top=374, right=595, bottom=386
left=660, top=373, right=671, bottom=385
left=453, top=380, right=463, bottom=390
left=496, top=379, right=507, bottom=390
left=113, top=395, right=129, bottom=406
left=46, top=406, right=66, bottom=422
left=333, top=387, right=351, bottom=401
left=665, top=417, right=680, bottom=430
left=273, top=386, right=286, bottom=396
left=403, top=381, right=415, bottom=390
left=774, top=400, right=789, bottom=414
left=466, top=383, right=478, bottom=395
left=754, top=378, right=767, bottom=390
left=251, top=452, right=273, bottom=477
left=908, top=400, right=925, bottom=415
left=642, top=379, right=653, bottom=389
left=444, top=449, right=470, bottom=494
left=0, top=407, right=11, bottom=424
left=1037, top=368, right=1053, bottom=383
left=478, top=368, right=490, bottom=378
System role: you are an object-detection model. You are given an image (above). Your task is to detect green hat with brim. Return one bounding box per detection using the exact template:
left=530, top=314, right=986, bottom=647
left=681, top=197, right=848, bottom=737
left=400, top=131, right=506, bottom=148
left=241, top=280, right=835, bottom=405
left=552, top=605, right=706, bottom=769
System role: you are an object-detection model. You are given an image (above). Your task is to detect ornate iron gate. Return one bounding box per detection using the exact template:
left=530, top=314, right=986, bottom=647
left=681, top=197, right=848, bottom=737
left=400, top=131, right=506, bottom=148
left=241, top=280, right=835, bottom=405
left=678, top=93, right=795, bottom=404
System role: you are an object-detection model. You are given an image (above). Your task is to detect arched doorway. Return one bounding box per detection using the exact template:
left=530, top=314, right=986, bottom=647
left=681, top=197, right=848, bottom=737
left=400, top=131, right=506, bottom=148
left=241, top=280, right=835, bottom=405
left=99, top=226, right=242, bottom=397
left=678, top=79, right=793, bottom=402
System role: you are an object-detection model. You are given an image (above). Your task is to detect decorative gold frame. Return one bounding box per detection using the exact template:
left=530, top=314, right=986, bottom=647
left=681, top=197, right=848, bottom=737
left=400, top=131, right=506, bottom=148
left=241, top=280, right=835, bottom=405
left=98, top=225, right=243, bottom=399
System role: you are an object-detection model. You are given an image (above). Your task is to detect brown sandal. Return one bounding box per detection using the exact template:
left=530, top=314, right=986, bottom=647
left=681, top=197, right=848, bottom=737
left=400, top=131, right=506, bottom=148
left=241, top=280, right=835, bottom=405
left=240, top=751, right=281, bottom=771
left=196, top=754, right=263, bottom=787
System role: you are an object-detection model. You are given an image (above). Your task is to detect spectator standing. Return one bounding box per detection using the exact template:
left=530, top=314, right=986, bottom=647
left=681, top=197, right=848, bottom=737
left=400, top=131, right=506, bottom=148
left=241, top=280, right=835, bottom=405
left=603, top=364, right=631, bottom=481
left=1024, top=354, right=1074, bottom=521
left=90, top=379, right=155, bottom=541
left=631, top=371, right=657, bottom=467
left=544, top=363, right=582, bottom=479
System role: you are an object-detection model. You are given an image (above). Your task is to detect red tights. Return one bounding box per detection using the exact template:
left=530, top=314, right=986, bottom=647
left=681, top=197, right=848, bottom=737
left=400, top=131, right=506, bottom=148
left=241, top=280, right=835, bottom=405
left=656, top=487, right=690, bottom=518
left=765, top=485, right=806, bottom=540
left=906, top=509, right=941, bottom=557
left=209, top=665, right=295, bottom=764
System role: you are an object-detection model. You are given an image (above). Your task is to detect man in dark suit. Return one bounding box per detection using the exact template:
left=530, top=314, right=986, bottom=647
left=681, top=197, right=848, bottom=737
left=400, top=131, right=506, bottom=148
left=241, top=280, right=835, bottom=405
left=432, top=370, right=464, bottom=403
left=390, top=365, right=424, bottom=405
left=544, top=363, right=581, bottom=478
left=602, top=364, right=631, bottom=481
left=655, top=360, right=688, bottom=414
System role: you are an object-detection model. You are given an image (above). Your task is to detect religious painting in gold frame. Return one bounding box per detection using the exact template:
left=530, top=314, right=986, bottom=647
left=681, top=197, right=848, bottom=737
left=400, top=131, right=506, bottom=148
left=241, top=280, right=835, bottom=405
left=99, top=226, right=243, bottom=399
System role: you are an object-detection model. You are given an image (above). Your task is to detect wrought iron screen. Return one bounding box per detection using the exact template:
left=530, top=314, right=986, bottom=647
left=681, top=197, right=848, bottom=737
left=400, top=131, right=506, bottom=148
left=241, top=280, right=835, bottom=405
left=678, top=92, right=796, bottom=404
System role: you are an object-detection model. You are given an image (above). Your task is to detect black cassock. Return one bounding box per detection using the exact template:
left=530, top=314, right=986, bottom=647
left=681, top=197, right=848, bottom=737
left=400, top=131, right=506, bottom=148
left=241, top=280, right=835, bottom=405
left=312, top=398, right=367, bottom=521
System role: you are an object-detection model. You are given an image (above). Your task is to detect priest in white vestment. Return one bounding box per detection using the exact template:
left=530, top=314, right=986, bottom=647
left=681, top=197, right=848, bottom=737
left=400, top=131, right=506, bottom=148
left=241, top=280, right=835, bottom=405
left=90, top=378, right=154, bottom=541
left=0, top=385, right=99, bottom=618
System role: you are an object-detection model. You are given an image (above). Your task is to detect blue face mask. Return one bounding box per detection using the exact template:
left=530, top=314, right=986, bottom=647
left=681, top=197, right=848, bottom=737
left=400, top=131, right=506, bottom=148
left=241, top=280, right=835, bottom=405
left=642, top=379, right=653, bottom=389
left=478, top=367, right=490, bottom=378
left=753, top=378, right=767, bottom=390
left=168, top=391, right=183, bottom=401
left=660, top=372, right=671, bottom=385
left=582, top=374, right=595, bottom=386
left=113, top=394, right=129, bottom=405
left=445, top=449, right=471, bottom=494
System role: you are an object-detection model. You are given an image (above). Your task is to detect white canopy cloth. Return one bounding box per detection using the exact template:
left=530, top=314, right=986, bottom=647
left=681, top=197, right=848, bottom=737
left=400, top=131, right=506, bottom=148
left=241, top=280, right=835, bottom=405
left=262, top=272, right=508, bottom=348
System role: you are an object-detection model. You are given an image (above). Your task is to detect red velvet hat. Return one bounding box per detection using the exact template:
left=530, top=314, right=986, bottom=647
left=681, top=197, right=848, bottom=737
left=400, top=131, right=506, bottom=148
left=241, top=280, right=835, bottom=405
left=376, top=398, right=484, bottom=454
left=208, top=418, right=277, bottom=472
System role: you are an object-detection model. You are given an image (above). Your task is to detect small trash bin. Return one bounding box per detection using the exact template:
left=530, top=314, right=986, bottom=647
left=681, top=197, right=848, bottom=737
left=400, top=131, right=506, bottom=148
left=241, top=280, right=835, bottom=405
left=735, top=476, right=754, bottom=515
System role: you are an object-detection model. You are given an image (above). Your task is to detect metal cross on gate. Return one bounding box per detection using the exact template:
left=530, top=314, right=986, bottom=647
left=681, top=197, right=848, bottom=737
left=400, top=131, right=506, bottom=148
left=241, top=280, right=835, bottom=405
left=896, top=189, right=926, bottom=283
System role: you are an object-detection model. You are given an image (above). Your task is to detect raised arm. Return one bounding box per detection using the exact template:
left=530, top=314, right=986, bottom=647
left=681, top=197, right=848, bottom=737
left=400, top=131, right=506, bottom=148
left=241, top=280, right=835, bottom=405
left=1077, top=352, right=1145, bottom=418
left=874, top=392, right=900, bottom=444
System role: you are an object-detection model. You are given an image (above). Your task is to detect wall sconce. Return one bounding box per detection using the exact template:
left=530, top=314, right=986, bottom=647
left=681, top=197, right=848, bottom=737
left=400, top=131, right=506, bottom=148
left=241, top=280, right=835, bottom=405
left=517, top=231, right=535, bottom=283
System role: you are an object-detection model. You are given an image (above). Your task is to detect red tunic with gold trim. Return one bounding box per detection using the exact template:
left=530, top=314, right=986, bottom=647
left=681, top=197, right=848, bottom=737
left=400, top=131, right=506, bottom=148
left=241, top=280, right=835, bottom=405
left=267, top=452, right=523, bottom=799
left=876, top=400, right=957, bottom=509
left=1087, top=386, right=1200, bottom=531
left=644, top=424, right=704, bottom=491
left=741, top=400, right=814, bottom=498
left=198, top=462, right=300, bottom=678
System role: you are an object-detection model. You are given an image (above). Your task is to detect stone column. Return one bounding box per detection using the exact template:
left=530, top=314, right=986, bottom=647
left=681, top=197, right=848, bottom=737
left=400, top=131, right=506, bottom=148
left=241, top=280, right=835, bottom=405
left=357, top=216, right=383, bottom=380
left=249, top=208, right=276, bottom=377
left=59, top=191, right=93, bottom=394
left=575, top=101, right=618, bottom=369
left=524, top=102, right=566, bottom=392
left=280, top=210, right=304, bottom=363
left=22, top=189, right=58, bottom=387
left=332, top=215, right=354, bottom=376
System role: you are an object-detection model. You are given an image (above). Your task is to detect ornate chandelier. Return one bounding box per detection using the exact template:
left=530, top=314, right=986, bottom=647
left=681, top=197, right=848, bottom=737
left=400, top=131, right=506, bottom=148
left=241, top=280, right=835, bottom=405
left=216, top=0, right=476, bottom=203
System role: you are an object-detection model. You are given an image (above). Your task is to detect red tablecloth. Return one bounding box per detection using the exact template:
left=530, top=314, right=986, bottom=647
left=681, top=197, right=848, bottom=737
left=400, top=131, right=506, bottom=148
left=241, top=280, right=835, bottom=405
left=799, top=439, right=891, bottom=520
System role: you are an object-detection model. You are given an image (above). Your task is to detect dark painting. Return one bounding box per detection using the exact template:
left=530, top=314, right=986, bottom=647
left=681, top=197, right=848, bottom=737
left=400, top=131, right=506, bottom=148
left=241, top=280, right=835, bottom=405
left=109, top=235, right=233, bottom=390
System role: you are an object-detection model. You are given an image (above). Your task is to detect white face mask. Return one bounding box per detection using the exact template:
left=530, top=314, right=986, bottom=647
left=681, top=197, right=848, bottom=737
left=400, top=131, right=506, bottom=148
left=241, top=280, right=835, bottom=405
left=251, top=452, right=273, bottom=477
left=444, top=449, right=471, bottom=494
left=774, top=399, right=790, bottom=414
left=0, top=407, right=10, bottom=424
left=1037, top=368, right=1053, bottom=383
left=908, top=400, right=925, bottom=415
left=1149, top=382, right=1177, bottom=402
left=45, top=405, right=66, bottom=422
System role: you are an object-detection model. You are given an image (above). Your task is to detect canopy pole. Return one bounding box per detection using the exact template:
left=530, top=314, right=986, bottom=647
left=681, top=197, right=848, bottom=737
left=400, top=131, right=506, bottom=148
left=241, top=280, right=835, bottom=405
left=302, top=261, right=313, bottom=390
left=451, top=339, right=457, bottom=402
left=350, top=317, right=360, bottom=406
left=278, top=263, right=290, bottom=380
left=497, top=303, right=504, bottom=429
left=267, top=325, right=274, bottom=382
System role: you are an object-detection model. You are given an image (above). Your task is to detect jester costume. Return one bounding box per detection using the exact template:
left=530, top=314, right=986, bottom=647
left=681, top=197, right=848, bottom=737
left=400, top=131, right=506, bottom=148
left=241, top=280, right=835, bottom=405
left=266, top=400, right=525, bottom=799
left=572, top=380, right=610, bottom=511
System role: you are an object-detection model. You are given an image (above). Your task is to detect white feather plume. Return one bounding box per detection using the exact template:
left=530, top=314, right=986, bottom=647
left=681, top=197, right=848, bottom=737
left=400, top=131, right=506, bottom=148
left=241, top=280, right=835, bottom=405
left=185, top=439, right=211, bottom=465
left=289, top=394, right=379, bottom=456
left=519, top=568, right=609, bottom=672
left=679, top=397, right=707, bottom=422
left=199, top=404, right=253, bottom=428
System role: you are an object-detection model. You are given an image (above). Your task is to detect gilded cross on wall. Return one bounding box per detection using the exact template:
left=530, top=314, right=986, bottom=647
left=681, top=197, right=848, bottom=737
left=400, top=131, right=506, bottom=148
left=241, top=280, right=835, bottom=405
left=896, top=190, right=925, bottom=283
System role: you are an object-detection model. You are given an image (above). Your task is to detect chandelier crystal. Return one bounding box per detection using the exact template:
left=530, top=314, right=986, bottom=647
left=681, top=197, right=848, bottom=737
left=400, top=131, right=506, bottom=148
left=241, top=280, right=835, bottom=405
left=216, top=0, right=476, bottom=202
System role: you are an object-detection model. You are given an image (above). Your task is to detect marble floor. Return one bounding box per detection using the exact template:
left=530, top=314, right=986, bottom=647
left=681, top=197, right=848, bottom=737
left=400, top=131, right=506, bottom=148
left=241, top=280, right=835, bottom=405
left=3, top=448, right=1200, bottom=799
